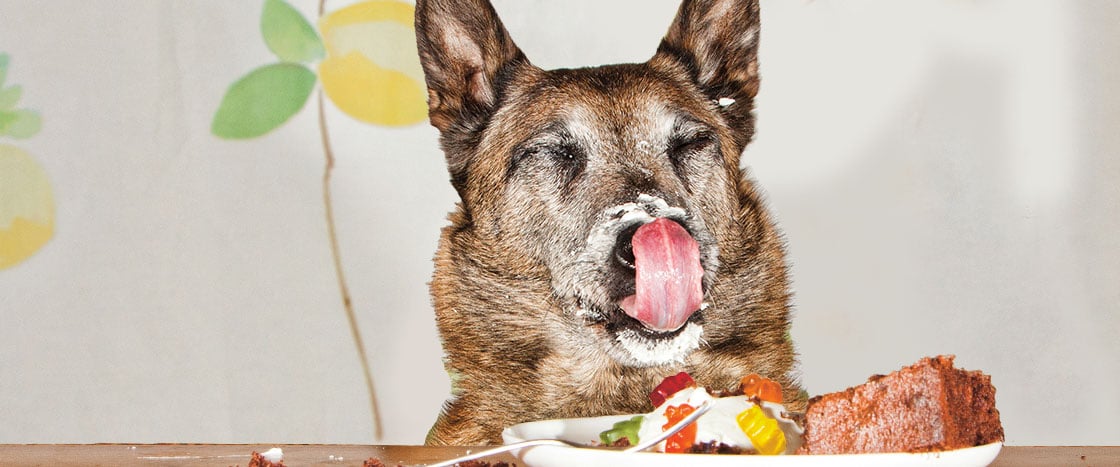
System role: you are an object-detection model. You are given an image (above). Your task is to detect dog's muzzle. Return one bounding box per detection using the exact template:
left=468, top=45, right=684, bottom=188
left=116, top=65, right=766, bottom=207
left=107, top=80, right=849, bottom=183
left=568, top=194, right=717, bottom=366
left=581, top=194, right=711, bottom=331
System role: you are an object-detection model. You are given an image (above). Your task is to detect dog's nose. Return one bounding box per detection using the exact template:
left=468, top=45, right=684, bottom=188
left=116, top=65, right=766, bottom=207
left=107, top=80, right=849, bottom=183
left=613, top=223, right=642, bottom=271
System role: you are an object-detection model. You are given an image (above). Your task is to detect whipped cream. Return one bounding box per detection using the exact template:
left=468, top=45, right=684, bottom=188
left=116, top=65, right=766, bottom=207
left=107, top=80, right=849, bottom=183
left=636, top=386, right=803, bottom=454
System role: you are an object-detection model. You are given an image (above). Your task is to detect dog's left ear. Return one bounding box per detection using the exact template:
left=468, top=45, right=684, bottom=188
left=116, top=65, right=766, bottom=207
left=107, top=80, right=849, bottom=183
left=653, top=0, right=762, bottom=146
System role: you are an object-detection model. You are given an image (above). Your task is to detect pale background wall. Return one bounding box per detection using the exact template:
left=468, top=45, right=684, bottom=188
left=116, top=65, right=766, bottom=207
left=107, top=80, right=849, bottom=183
left=1, top=0, right=1117, bottom=446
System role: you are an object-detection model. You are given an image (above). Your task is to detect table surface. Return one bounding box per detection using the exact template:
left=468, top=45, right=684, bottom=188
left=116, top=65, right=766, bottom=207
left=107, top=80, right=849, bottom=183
left=0, top=445, right=1116, bottom=466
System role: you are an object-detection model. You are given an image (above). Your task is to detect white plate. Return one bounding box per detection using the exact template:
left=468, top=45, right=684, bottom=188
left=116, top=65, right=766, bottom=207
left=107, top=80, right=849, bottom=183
left=502, top=414, right=1002, bottom=467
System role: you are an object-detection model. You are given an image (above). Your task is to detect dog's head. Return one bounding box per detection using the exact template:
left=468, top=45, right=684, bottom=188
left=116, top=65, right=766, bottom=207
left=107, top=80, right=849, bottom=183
left=417, top=0, right=768, bottom=368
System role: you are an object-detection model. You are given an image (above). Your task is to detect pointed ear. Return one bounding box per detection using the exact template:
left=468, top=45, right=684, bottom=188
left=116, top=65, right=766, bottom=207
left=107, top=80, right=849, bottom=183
left=415, top=0, right=528, bottom=133
left=653, top=0, right=762, bottom=145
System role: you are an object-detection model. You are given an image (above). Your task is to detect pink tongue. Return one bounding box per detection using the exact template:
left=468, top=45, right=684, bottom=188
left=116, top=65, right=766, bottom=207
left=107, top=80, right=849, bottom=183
left=619, top=218, right=704, bottom=332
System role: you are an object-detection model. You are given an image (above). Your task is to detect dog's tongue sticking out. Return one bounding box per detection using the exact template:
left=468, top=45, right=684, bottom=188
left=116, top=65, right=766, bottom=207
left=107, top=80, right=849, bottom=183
left=619, top=218, right=704, bottom=332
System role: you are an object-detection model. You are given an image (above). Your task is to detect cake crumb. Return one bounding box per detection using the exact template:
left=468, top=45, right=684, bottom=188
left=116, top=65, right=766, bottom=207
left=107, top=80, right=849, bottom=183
left=243, top=450, right=284, bottom=467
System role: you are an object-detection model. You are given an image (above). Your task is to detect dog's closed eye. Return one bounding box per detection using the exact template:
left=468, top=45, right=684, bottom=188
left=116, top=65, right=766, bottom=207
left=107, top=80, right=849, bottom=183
left=666, top=130, right=720, bottom=186
left=669, top=132, right=716, bottom=159
left=509, top=133, right=587, bottom=186
left=667, top=116, right=719, bottom=164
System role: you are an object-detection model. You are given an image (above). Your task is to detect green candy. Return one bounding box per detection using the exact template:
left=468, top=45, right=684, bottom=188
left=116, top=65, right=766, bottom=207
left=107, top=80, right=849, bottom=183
left=599, top=416, right=645, bottom=446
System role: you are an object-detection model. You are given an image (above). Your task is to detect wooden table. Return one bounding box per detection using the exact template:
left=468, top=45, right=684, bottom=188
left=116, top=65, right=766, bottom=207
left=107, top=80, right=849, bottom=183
left=0, top=445, right=1115, bottom=466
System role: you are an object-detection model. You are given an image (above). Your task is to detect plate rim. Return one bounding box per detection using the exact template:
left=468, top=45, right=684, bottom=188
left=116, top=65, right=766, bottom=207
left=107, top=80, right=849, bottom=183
left=503, top=414, right=1003, bottom=465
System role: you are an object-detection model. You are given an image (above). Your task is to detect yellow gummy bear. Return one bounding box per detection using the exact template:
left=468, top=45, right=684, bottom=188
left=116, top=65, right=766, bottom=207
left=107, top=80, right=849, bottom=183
left=736, top=405, right=787, bottom=455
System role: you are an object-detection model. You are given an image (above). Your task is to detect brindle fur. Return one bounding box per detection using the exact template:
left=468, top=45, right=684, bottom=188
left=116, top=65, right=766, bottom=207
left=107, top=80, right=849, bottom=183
left=416, top=0, right=805, bottom=445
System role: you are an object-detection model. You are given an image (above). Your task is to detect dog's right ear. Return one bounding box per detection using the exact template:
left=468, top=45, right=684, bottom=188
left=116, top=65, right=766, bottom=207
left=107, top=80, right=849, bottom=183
left=415, top=0, right=528, bottom=134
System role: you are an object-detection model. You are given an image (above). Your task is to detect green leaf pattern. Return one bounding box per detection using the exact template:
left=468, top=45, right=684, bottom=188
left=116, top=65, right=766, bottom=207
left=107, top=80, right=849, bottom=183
left=0, top=53, right=41, bottom=140
left=211, top=0, right=325, bottom=140
left=211, top=63, right=317, bottom=139
left=261, top=0, right=325, bottom=63
left=0, top=54, right=8, bottom=87
left=0, top=85, right=21, bottom=110
left=0, top=110, right=41, bottom=139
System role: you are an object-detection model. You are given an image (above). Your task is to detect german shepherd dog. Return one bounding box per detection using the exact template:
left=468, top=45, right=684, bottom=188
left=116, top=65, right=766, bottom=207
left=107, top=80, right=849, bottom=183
left=416, top=0, right=804, bottom=445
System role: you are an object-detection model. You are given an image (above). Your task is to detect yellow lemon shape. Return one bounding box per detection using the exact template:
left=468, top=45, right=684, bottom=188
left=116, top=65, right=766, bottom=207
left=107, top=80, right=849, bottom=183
left=319, top=1, right=428, bottom=126
left=0, top=144, right=55, bottom=269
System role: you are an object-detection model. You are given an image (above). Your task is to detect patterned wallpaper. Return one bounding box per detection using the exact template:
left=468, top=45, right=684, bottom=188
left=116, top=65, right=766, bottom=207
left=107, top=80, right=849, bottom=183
left=2, top=0, right=427, bottom=271
left=0, top=0, right=432, bottom=442
left=0, top=53, right=50, bottom=269
left=208, top=0, right=428, bottom=438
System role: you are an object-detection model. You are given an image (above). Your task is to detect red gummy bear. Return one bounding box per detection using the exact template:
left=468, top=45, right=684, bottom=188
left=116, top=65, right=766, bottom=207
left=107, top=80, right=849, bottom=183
left=649, top=371, right=696, bottom=407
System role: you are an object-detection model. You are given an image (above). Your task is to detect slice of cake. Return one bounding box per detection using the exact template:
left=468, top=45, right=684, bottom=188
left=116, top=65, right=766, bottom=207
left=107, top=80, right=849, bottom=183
left=798, top=355, right=1004, bottom=454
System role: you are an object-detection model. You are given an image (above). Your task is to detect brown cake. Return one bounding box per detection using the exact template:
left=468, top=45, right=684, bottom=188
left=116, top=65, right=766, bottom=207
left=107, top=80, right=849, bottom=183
left=798, top=355, right=1003, bottom=454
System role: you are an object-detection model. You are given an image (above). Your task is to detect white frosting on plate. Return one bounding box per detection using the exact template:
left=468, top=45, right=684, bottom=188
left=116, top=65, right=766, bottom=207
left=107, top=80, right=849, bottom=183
left=259, top=448, right=283, bottom=463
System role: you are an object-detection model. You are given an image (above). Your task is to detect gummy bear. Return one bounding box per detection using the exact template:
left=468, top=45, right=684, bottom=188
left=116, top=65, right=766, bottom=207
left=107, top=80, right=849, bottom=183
left=599, top=415, right=644, bottom=446
left=649, top=372, right=696, bottom=407
left=740, top=373, right=783, bottom=403
left=662, top=404, right=698, bottom=453
left=736, top=405, right=787, bottom=455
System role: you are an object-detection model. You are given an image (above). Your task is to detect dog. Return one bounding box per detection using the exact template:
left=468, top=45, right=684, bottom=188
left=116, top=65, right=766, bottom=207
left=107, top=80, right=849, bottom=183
left=415, top=0, right=804, bottom=445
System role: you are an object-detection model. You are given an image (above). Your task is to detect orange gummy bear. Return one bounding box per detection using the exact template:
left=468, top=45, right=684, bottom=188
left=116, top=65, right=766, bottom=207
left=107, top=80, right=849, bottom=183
left=661, top=404, right=698, bottom=453
left=740, top=373, right=783, bottom=403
